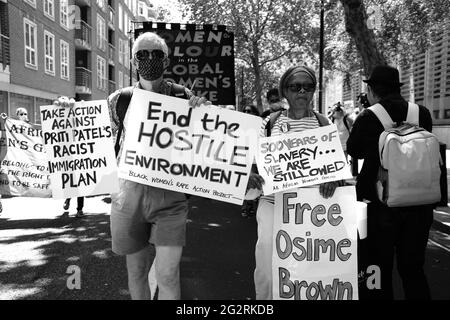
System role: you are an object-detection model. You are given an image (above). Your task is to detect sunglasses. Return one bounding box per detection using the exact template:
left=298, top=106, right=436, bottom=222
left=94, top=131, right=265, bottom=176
left=19, top=113, right=28, bottom=116
left=135, top=49, right=165, bottom=61
left=286, top=83, right=316, bottom=93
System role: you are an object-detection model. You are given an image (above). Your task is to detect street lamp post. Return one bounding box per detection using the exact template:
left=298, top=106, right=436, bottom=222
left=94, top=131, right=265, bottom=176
left=319, top=0, right=325, bottom=114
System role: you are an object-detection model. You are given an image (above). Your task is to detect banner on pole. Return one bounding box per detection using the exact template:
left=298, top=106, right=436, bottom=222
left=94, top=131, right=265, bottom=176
left=40, top=101, right=119, bottom=199
left=117, top=88, right=262, bottom=205
left=135, top=23, right=236, bottom=106
left=273, top=186, right=359, bottom=300
left=256, top=124, right=352, bottom=195
left=0, top=117, right=51, bottom=197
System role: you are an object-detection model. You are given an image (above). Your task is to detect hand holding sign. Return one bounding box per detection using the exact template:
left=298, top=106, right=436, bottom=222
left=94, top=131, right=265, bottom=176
left=53, top=96, right=76, bottom=109
left=188, top=95, right=212, bottom=108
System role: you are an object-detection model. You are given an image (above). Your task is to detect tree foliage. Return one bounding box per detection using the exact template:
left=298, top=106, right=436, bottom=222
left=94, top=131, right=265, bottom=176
left=173, top=0, right=450, bottom=107
left=179, top=0, right=319, bottom=111
left=331, top=0, right=450, bottom=76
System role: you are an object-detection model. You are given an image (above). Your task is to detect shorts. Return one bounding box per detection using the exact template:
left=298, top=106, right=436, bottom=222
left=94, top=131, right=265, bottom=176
left=110, top=179, right=188, bottom=255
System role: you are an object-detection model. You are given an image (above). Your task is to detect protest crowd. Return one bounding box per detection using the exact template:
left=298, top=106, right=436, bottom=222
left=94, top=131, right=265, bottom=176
left=0, top=7, right=447, bottom=302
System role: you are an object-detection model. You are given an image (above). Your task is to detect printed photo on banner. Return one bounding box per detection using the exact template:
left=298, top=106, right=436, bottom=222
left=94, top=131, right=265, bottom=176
left=0, top=116, right=51, bottom=198
left=273, top=186, right=359, bottom=300
left=256, top=124, right=352, bottom=195
left=117, top=88, right=262, bottom=205
left=135, top=23, right=235, bottom=105
left=40, top=101, right=119, bottom=199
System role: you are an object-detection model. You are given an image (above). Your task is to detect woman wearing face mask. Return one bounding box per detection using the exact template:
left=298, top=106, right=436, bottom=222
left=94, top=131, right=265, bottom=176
left=246, top=65, right=340, bottom=300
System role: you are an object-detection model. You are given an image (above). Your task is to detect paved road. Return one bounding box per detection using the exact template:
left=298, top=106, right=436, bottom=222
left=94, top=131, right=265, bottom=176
left=0, top=196, right=449, bottom=300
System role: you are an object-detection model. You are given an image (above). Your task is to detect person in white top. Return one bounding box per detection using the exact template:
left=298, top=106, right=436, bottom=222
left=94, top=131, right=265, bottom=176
left=246, top=65, right=339, bottom=300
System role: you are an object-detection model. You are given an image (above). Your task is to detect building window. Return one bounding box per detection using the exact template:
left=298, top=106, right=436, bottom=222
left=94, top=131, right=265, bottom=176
left=24, top=18, right=37, bottom=69
left=118, top=4, right=123, bottom=32
left=138, top=2, right=144, bottom=16
left=125, top=40, right=130, bottom=67
left=60, top=0, right=69, bottom=30
left=24, top=0, right=37, bottom=8
left=44, top=31, right=55, bottom=76
left=96, top=14, right=106, bottom=51
left=118, top=39, right=124, bottom=65
left=60, top=40, right=70, bottom=80
left=44, top=0, right=55, bottom=20
left=97, top=55, right=107, bottom=91
left=118, top=70, right=123, bottom=88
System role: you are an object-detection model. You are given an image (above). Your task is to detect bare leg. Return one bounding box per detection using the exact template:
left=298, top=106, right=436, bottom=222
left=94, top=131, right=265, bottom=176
left=155, top=246, right=183, bottom=300
left=126, top=245, right=153, bottom=300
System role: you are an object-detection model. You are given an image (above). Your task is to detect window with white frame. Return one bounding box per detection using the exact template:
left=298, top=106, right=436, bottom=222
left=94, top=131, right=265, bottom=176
left=96, top=14, right=106, bottom=51
left=97, top=55, right=107, bottom=91
left=118, top=39, right=124, bottom=65
left=60, top=0, right=69, bottom=29
left=43, top=0, right=54, bottom=20
left=118, top=4, right=123, bottom=31
left=60, top=40, right=70, bottom=80
left=24, top=0, right=37, bottom=8
left=24, top=19, right=37, bottom=69
left=44, top=31, right=55, bottom=75
left=119, top=70, right=123, bottom=88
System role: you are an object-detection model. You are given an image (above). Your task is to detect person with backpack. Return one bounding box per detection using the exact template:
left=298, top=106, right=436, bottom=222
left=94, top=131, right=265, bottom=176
left=347, top=65, right=437, bottom=300
left=54, top=32, right=210, bottom=300
left=246, top=65, right=339, bottom=300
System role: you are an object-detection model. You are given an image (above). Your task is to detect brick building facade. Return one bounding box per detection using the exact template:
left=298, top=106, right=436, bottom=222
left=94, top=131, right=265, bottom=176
left=0, top=0, right=148, bottom=123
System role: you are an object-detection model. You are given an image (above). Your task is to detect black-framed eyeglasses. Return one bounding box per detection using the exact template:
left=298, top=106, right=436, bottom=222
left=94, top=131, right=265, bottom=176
left=135, top=49, right=165, bottom=61
left=286, top=83, right=316, bottom=93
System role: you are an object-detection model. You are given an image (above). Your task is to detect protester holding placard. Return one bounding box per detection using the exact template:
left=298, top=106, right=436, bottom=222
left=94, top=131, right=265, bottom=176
left=247, top=65, right=340, bottom=300
left=55, top=32, right=210, bottom=300
left=108, top=32, right=210, bottom=300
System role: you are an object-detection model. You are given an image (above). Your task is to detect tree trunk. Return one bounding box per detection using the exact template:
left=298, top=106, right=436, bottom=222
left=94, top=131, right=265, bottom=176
left=340, top=0, right=387, bottom=76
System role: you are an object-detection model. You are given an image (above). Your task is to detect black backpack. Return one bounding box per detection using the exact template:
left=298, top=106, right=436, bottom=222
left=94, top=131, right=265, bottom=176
left=114, top=82, right=190, bottom=156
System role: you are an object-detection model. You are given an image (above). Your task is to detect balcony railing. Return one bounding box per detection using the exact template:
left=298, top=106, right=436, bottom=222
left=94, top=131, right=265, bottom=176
left=108, top=43, right=115, bottom=65
left=108, top=6, right=115, bottom=29
left=75, top=20, right=92, bottom=50
left=76, top=67, right=92, bottom=94
left=0, top=34, right=10, bottom=70
left=109, top=80, right=116, bottom=95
